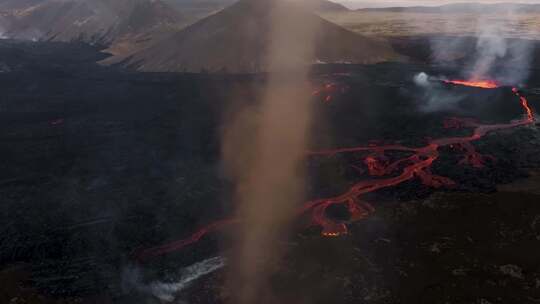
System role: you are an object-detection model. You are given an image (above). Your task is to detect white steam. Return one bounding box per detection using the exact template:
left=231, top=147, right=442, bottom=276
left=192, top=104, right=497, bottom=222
left=467, top=14, right=532, bottom=85
left=413, top=72, right=466, bottom=113
left=471, top=20, right=507, bottom=80
left=0, top=23, right=7, bottom=39
left=416, top=7, right=534, bottom=112
left=429, top=6, right=533, bottom=85
left=122, top=256, right=225, bottom=302
left=413, top=72, right=430, bottom=87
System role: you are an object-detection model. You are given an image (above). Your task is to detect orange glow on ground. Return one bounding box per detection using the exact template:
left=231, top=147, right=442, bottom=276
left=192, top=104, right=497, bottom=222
left=136, top=83, right=536, bottom=261
left=444, top=79, right=500, bottom=89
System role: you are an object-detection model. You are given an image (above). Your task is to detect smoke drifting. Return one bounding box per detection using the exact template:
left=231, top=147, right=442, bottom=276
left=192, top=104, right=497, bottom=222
left=413, top=72, right=466, bottom=112
left=221, top=0, right=319, bottom=302
left=470, top=19, right=508, bottom=80
left=122, top=257, right=225, bottom=302
left=428, top=5, right=534, bottom=85
left=414, top=6, right=535, bottom=112
left=413, top=72, right=430, bottom=86
left=467, top=13, right=533, bottom=85
left=0, top=21, right=7, bottom=39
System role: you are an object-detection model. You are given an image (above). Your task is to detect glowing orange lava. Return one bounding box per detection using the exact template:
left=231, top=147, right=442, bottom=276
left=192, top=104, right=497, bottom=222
left=312, top=82, right=348, bottom=103
left=444, top=79, right=500, bottom=89
left=135, top=84, right=536, bottom=262
left=513, top=88, right=534, bottom=122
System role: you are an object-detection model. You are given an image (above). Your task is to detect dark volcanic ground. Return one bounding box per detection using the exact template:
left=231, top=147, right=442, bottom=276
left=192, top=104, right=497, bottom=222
left=1, top=39, right=540, bottom=304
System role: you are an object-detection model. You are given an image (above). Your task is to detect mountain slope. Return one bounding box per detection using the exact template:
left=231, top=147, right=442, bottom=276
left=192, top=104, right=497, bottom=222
left=0, top=0, right=46, bottom=10
left=165, top=0, right=349, bottom=13
left=123, top=0, right=401, bottom=72
left=301, top=0, right=350, bottom=12
left=1, top=0, right=185, bottom=44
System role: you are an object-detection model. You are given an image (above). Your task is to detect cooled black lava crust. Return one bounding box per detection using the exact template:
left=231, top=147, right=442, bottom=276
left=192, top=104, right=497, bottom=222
left=1, top=39, right=540, bottom=303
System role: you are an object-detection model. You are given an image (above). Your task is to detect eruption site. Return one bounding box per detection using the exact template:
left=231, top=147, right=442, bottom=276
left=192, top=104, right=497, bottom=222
left=136, top=79, right=536, bottom=260
left=443, top=79, right=500, bottom=89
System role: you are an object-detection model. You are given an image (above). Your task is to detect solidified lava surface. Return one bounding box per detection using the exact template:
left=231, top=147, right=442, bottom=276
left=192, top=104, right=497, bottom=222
left=2, top=40, right=540, bottom=303
left=137, top=78, right=536, bottom=260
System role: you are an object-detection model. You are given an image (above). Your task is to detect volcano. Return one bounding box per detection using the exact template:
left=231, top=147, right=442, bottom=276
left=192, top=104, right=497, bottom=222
left=122, top=0, right=402, bottom=72
left=165, top=0, right=350, bottom=14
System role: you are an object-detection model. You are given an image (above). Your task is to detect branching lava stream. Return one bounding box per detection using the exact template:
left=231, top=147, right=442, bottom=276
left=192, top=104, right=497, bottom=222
left=136, top=80, right=536, bottom=261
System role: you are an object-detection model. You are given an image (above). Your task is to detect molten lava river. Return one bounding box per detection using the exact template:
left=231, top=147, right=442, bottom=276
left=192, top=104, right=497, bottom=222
left=136, top=79, right=536, bottom=261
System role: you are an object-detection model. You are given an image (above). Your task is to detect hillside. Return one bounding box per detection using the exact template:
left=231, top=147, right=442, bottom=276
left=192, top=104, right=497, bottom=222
left=165, top=0, right=349, bottom=13
left=0, top=0, right=185, bottom=44
left=123, top=0, right=401, bottom=72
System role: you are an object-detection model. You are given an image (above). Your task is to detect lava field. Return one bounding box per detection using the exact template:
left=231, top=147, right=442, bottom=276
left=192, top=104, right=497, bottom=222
left=1, top=39, right=540, bottom=304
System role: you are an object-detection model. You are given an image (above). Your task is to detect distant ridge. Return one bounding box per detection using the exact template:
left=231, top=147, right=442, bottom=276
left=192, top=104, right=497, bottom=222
left=357, top=3, right=540, bottom=13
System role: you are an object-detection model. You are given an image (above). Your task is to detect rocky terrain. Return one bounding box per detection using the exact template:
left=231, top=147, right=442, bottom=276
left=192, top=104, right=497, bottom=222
left=0, top=0, right=185, bottom=43
left=1, top=39, right=540, bottom=303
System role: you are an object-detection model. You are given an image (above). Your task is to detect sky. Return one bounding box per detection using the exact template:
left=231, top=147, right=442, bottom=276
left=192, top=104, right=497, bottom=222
left=337, top=0, right=540, bottom=9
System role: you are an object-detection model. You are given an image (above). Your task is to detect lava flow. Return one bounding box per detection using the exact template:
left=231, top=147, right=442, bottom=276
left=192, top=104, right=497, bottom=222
left=135, top=80, right=535, bottom=261
left=312, top=82, right=348, bottom=103
left=135, top=219, right=236, bottom=261
left=443, top=79, right=500, bottom=89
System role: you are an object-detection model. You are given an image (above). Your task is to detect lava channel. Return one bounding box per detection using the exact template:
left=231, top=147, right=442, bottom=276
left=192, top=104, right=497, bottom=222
left=135, top=80, right=535, bottom=262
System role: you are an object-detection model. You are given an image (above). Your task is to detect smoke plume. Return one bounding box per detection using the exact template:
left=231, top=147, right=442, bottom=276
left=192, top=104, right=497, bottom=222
left=122, top=256, right=225, bottom=302
left=221, top=0, right=319, bottom=302
left=0, top=20, right=7, bottom=39
left=413, top=72, right=466, bottom=112
left=429, top=5, right=534, bottom=85
left=413, top=5, right=535, bottom=112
